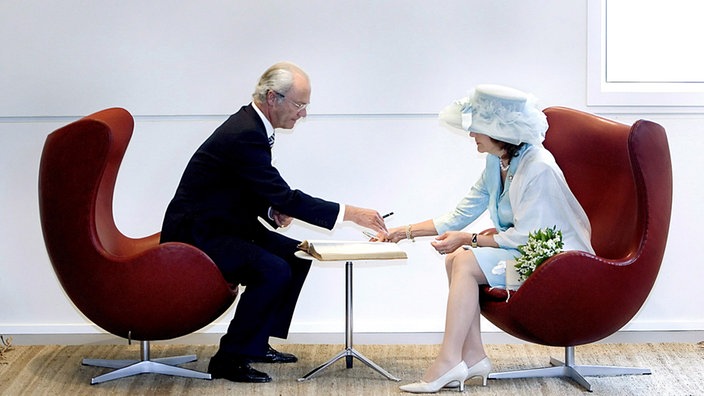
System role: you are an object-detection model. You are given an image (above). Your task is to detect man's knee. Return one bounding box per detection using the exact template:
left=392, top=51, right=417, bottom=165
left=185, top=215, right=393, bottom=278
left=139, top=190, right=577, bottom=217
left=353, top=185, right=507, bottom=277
left=256, top=255, right=294, bottom=286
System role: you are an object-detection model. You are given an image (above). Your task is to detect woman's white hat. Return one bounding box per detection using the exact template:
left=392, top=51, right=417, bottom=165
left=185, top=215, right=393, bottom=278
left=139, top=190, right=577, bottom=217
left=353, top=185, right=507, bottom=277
left=439, top=84, right=548, bottom=146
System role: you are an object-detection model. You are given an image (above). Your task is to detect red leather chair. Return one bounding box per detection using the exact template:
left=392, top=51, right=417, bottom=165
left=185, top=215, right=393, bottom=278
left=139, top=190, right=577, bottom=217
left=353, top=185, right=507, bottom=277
left=479, top=107, right=672, bottom=391
left=38, top=108, right=238, bottom=384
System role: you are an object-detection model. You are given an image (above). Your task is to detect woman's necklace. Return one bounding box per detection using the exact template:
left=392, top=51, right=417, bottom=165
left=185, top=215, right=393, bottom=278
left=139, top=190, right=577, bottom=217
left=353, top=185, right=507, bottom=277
left=500, top=159, right=510, bottom=172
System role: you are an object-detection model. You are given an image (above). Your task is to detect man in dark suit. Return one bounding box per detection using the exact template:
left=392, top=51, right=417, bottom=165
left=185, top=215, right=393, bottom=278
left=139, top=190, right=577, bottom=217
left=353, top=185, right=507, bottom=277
left=160, top=61, right=388, bottom=383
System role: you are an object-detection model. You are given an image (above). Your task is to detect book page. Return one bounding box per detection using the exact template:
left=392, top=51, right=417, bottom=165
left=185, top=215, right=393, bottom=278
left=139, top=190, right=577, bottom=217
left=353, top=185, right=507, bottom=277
left=298, top=240, right=407, bottom=261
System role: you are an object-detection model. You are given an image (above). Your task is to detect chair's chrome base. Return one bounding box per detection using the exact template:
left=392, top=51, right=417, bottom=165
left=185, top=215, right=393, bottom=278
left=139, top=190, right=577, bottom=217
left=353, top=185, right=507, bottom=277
left=82, top=340, right=211, bottom=384
left=488, top=346, right=650, bottom=392
left=298, top=346, right=400, bottom=382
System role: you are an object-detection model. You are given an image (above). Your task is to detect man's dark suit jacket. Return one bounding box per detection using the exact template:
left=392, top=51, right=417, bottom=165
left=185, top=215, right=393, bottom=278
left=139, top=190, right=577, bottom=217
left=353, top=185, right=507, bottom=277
left=161, top=104, right=340, bottom=245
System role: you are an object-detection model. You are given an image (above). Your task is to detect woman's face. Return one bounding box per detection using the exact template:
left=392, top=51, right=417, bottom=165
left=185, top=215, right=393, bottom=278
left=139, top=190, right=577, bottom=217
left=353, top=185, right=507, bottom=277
left=469, top=132, right=504, bottom=156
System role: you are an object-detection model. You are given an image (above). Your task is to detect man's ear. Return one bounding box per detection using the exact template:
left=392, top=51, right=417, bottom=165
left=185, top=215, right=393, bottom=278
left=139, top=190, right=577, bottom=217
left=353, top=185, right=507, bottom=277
left=266, top=90, right=278, bottom=106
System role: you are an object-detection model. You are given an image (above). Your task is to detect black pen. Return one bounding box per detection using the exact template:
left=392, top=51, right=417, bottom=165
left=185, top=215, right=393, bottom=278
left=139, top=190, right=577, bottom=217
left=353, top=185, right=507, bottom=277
left=382, top=212, right=394, bottom=219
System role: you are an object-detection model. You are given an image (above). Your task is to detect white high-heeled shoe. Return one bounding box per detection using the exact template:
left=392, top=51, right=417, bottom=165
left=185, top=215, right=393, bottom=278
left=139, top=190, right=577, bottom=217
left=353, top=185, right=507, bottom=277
left=465, top=356, right=492, bottom=386
left=399, top=361, right=469, bottom=393
left=445, top=356, right=492, bottom=388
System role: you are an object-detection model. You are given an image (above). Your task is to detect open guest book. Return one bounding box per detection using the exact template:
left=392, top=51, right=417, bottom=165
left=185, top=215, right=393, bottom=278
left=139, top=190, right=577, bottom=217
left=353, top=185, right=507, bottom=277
left=297, top=240, right=408, bottom=261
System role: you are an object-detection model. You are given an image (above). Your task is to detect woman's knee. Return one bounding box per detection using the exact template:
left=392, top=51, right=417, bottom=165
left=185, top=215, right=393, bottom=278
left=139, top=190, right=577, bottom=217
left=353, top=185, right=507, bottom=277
left=451, top=250, right=483, bottom=277
left=444, top=250, right=462, bottom=275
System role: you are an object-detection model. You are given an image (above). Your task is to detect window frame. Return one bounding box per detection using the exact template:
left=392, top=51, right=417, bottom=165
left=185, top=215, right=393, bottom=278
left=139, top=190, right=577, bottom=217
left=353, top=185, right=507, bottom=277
left=587, top=0, right=704, bottom=109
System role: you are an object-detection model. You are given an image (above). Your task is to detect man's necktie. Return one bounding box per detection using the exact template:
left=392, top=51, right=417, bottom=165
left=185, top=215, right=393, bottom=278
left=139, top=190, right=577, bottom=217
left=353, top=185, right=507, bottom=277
left=268, top=133, right=275, bottom=148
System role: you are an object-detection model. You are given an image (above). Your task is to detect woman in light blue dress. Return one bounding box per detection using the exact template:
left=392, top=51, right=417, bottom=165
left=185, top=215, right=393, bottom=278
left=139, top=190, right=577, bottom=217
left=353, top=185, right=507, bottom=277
left=383, top=85, right=594, bottom=393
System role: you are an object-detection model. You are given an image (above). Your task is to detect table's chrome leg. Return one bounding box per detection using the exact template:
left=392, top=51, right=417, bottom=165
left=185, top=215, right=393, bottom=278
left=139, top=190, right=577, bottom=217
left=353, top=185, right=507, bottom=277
left=298, top=261, right=399, bottom=382
left=345, top=261, right=354, bottom=369
left=297, top=349, right=349, bottom=381
left=298, top=347, right=400, bottom=382
left=348, top=347, right=401, bottom=381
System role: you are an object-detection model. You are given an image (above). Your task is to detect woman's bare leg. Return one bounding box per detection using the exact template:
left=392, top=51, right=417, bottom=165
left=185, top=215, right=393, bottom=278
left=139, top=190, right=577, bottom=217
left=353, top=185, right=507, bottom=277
left=422, top=249, right=488, bottom=381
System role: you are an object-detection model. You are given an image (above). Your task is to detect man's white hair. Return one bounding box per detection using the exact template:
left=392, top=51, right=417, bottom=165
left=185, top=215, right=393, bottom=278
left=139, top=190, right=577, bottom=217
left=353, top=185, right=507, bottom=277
left=252, top=61, right=309, bottom=104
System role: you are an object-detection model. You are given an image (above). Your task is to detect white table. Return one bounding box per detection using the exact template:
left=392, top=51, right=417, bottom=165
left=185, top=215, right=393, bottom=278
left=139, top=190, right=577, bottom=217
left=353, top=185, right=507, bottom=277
left=295, top=251, right=402, bottom=382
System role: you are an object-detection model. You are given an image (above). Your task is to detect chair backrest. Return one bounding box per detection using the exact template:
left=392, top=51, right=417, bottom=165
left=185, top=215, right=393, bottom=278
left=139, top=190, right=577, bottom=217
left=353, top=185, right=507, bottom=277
left=543, top=107, right=670, bottom=262
left=39, top=107, right=153, bottom=271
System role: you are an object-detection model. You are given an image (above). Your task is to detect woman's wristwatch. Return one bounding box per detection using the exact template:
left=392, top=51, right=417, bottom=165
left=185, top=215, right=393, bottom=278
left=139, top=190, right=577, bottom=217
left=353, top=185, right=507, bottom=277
left=471, top=233, right=478, bottom=248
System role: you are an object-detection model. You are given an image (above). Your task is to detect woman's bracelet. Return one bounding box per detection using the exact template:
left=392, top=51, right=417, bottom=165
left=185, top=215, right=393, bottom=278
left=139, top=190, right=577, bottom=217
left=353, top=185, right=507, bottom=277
left=406, top=224, right=415, bottom=242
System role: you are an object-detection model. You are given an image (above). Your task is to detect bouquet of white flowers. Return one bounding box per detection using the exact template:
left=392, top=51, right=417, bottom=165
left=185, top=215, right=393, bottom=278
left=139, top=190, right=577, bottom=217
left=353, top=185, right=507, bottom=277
left=514, top=226, right=564, bottom=281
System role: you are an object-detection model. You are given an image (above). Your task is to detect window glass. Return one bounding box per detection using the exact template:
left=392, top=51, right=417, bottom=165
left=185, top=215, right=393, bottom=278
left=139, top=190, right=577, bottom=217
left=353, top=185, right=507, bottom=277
left=588, top=0, right=704, bottom=107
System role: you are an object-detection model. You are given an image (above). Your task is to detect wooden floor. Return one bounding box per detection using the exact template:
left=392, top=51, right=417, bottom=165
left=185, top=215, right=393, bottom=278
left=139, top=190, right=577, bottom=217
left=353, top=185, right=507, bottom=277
left=1, top=342, right=703, bottom=395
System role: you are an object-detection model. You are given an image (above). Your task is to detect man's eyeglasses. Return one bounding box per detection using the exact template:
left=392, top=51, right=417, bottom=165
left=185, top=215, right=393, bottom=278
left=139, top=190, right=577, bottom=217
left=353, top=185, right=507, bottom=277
left=273, top=91, right=309, bottom=112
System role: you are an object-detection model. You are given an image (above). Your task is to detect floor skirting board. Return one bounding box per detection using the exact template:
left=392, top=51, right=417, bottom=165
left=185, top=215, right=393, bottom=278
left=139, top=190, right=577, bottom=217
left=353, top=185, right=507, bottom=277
left=4, top=330, right=703, bottom=346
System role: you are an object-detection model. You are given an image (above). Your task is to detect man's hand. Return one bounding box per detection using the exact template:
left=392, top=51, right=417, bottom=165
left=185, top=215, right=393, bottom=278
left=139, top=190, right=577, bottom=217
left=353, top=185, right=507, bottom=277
left=271, top=209, right=293, bottom=228
left=344, top=205, right=388, bottom=234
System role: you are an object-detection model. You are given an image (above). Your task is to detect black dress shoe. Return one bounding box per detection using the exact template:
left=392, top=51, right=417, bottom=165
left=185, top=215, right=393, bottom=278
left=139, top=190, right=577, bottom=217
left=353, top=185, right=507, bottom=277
left=208, top=354, right=272, bottom=383
left=250, top=345, right=298, bottom=363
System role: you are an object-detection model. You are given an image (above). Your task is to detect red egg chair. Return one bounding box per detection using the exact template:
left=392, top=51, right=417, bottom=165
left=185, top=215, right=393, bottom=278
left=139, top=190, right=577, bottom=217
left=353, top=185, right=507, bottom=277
left=479, top=107, right=672, bottom=391
left=39, top=107, right=238, bottom=384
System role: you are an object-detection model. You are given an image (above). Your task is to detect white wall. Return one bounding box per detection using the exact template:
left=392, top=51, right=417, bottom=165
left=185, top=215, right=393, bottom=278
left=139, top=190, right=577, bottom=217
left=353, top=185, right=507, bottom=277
left=1, top=1, right=702, bottom=339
